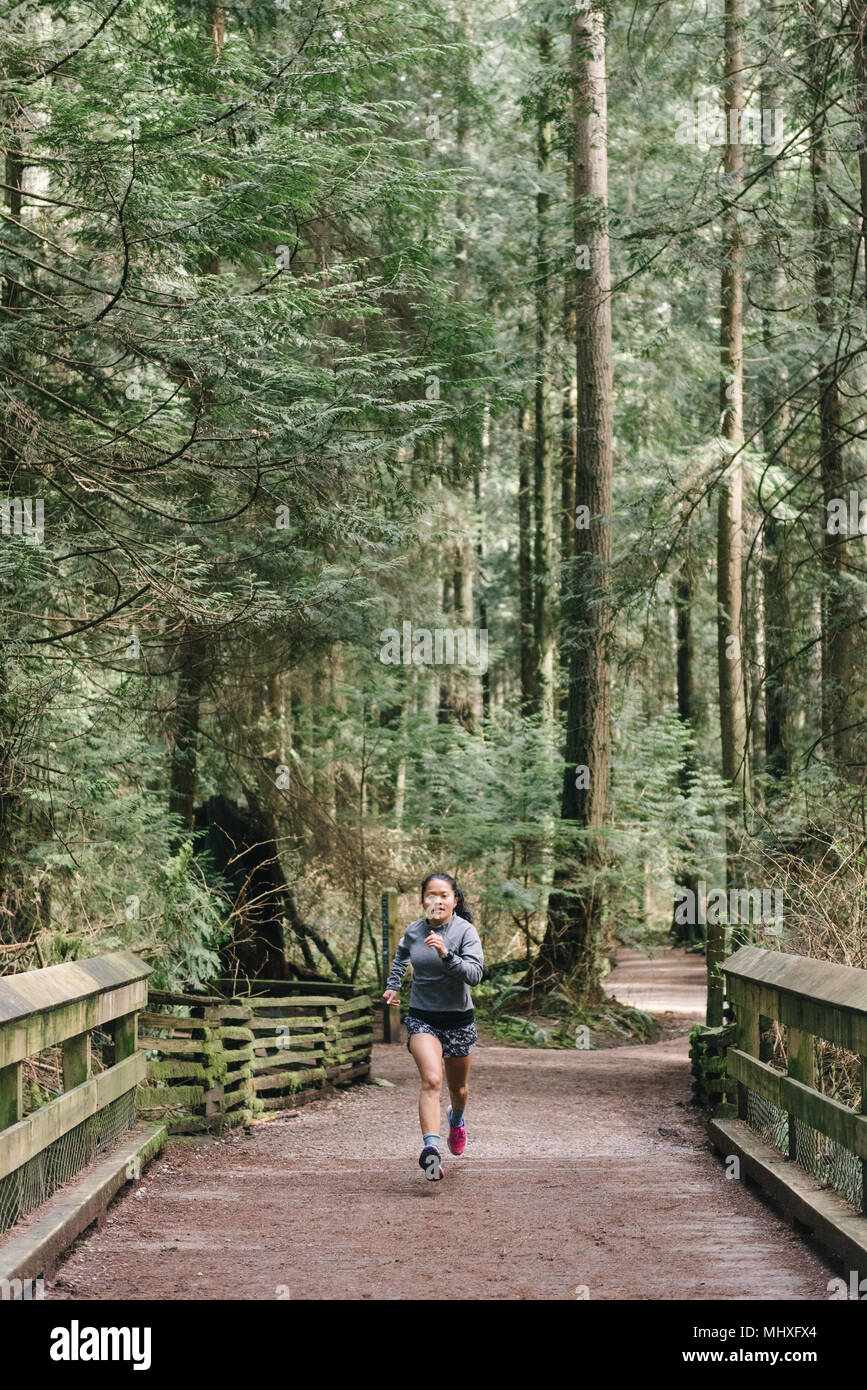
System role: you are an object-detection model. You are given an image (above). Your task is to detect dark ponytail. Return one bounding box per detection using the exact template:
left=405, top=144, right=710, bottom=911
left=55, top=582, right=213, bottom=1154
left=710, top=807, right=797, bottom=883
left=421, top=872, right=473, bottom=924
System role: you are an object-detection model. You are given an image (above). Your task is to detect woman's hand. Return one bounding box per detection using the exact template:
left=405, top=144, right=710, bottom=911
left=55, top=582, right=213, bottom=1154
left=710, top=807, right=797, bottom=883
left=425, top=930, right=448, bottom=959
left=382, top=989, right=400, bottom=1005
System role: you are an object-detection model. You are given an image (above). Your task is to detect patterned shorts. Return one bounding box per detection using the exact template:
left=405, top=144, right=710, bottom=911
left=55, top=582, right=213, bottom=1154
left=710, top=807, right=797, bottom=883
left=404, top=1015, right=478, bottom=1059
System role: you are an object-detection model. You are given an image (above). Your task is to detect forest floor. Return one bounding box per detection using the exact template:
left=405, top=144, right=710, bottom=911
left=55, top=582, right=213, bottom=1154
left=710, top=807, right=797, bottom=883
left=46, top=946, right=840, bottom=1301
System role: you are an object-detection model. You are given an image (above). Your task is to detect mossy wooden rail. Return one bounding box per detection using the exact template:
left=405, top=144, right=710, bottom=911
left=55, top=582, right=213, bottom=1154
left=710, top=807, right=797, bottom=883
left=138, top=979, right=373, bottom=1133
left=707, top=945, right=867, bottom=1271
left=0, top=951, right=153, bottom=1237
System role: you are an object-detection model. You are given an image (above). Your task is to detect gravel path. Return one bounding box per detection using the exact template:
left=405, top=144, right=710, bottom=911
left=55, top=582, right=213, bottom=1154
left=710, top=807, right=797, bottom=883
left=46, top=949, right=840, bottom=1301
left=603, top=945, right=708, bottom=1021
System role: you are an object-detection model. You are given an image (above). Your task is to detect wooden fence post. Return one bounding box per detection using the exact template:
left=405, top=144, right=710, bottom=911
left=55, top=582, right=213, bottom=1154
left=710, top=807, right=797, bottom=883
left=736, top=982, right=760, bottom=1122
left=62, top=1033, right=91, bottom=1090
left=861, top=1056, right=867, bottom=1215
left=111, top=1012, right=138, bottom=1064
left=381, top=891, right=402, bottom=1043
left=0, top=1062, right=22, bottom=1130
left=786, top=1027, right=814, bottom=1167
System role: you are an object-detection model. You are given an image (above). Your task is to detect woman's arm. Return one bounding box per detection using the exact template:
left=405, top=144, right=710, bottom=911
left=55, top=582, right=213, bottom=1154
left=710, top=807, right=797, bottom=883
left=384, top=933, right=412, bottom=992
left=441, top=924, right=484, bottom=986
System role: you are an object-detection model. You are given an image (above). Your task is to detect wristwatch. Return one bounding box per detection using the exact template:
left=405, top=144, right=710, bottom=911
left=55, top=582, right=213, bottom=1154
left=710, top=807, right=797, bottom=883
left=444, top=949, right=455, bottom=963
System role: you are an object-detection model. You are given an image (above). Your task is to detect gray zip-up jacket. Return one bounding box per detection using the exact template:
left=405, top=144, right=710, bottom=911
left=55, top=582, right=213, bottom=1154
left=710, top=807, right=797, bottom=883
left=385, top=913, right=484, bottom=1013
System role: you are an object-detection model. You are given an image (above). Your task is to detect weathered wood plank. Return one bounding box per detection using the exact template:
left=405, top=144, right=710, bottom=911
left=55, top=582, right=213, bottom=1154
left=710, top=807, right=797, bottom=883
left=727, top=977, right=867, bottom=1055
left=326, top=1061, right=371, bottom=1083
left=218, top=1026, right=256, bottom=1045
left=62, top=1033, right=90, bottom=1091
left=146, top=1059, right=220, bottom=1084
left=147, top=988, right=224, bottom=1006
left=0, top=952, right=150, bottom=1023
left=139, top=1036, right=220, bottom=1058
left=242, top=997, right=342, bottom=1011
left=723, top=947, right=867, bottom=1052
left=138, top=1013, right=213, bottom=1036
left=136, top=1083, right=204, bottom=1108
left=340, top=1016, right=373, bottom=1034
left=252, top=1057, right=323, bottom=1075
left=0, top=979, right=148, bottom=1068
left=0, top=1052, right=144, bottom=1180
left=252, top=1053, right=324, bottom=1075
left=726, top=1047, right=867, bottom=1160
left=203, top=1006, right=253, bottom=1023
left=247, top=1030, right=327, bottom=1050
left=252, top=1068, right=322, bottom=1091
left=335, top=995, right=372, bottom=1014
left=246, top=1018, right=326, bottom=1036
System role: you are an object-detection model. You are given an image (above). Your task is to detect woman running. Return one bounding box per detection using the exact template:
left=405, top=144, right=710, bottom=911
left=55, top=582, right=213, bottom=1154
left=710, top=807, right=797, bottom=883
left=382, top=873, right=484, bottom=1180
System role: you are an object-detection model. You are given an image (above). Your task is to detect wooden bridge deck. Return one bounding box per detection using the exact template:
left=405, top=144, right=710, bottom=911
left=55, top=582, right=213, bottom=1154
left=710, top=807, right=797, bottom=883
left=43, top=949, right=839, bottom=1301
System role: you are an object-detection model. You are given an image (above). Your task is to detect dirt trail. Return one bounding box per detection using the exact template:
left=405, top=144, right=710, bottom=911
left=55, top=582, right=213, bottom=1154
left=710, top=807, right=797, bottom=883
left=47, top=948, right=838, bottom=1301
left=603, top=945, right=708, bottom=1021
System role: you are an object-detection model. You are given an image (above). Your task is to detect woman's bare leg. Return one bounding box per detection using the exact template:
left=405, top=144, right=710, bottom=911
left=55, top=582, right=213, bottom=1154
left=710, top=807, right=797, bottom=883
left=408, top=1032, right=443, bottom=1137
left=444, top=1053, right=471, bottom=1120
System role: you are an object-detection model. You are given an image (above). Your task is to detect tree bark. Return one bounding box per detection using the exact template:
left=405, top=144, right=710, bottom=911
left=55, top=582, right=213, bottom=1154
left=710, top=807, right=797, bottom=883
left=534, top=2, right=613, bottom=1000
left=759, top=0, right=794, bottom=782
left=168, top=623, right=209, bottom=845
left=518, top=401, right=536, bottom=708
left=533, top=24, right=556, bottom=731
left=808, top=0, right=855, bottom=771
left=854, top=0, right=867, bottom=319
left=672, top=559, right=701, bottom=947
left=474, top=446, right=491, bottom=726
left=560, top=151, right=578, bottom=712
left=711, top=0, right=748, bottom=1025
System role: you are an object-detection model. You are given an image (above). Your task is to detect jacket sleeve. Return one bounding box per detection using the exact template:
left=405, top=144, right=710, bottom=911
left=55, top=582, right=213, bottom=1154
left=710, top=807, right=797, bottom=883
left=442, top=923, right=484, bottom=986
left=385, top=933, right=411, bottom=992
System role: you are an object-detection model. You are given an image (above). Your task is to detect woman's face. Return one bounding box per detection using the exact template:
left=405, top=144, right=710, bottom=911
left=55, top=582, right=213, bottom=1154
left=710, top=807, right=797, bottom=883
left=423, top=878, right=457, bottom=925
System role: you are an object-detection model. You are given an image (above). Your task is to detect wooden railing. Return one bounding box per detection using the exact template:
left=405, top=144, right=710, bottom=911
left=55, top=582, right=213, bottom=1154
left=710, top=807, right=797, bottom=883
left=138, top=978, right=373, bottom=1133
left=723, top=945, right=867, bottom=1213
left=0, top=951, right=151, bottom=1232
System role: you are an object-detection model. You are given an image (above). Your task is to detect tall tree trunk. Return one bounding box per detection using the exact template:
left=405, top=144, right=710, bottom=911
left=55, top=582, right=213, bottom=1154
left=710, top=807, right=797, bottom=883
left=474, top=410, right=491, bottom=726
left=854, top=0, right=867, bottom=319
left=518, top=401, right=536, bottom=708
left=808, top=0, right=854, bottom=771
left=533, top=23, right=556, bottom=731
left=747, top=550, right=765, bottom=807
left=711, top=0, right=748, bottom=1025
left=437, top=4, right=478, bottom=733
left=394, top=665, right=415, bottom=830
left=560, top=152, right=578, bottom=713
left=759, top=5, right=794, bottom=782
left=534, top=2, right=613, bottom=1000
left=167, top=0, right=225, bottom=850
left=312, top=662, right=333, bottom=850
left=672, top=558, right=701, bottom=947
left=0, top=105, right=25, bottom=912
left=676, top=567, right=694, bottom=736
left=168, top=623, right=208, bottom=844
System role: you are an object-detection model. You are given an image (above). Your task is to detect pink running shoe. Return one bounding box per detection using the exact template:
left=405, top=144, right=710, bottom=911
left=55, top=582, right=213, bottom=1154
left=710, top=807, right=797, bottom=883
left=447, top=1106, right=466, bottom=1156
